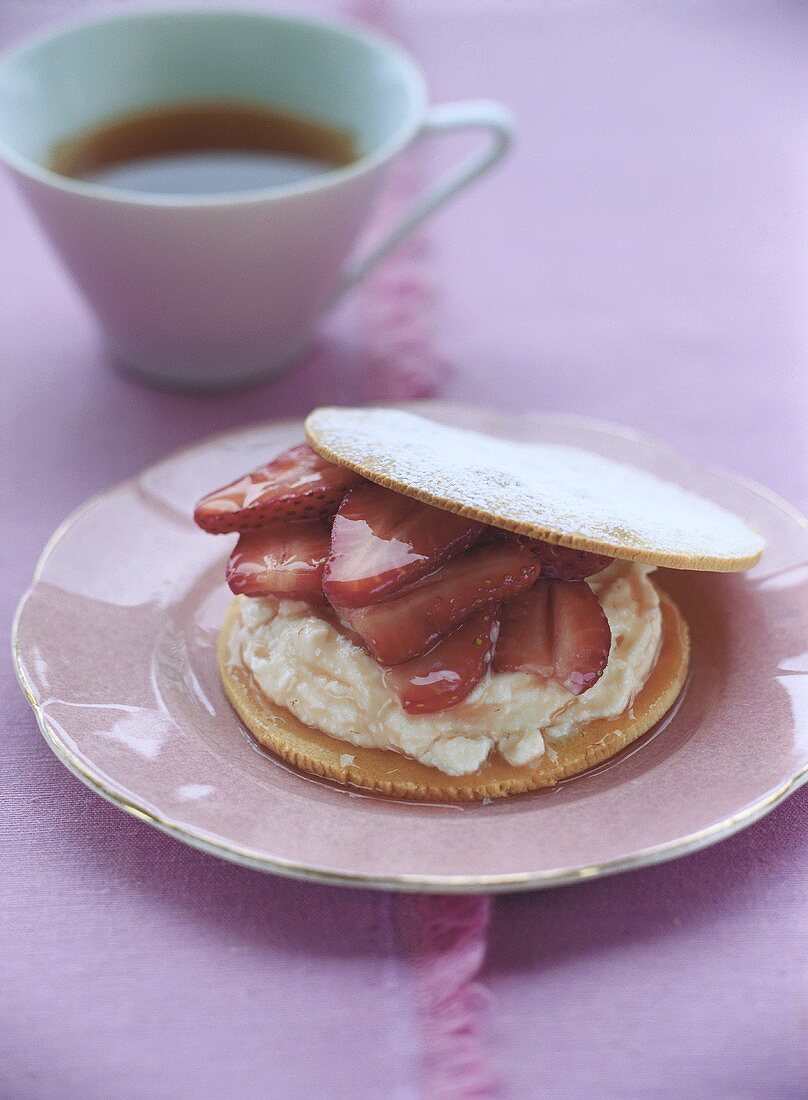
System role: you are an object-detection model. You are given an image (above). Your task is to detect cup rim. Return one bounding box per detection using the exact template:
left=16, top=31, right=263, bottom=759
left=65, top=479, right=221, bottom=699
left=0, top=8, right=428, bottom=207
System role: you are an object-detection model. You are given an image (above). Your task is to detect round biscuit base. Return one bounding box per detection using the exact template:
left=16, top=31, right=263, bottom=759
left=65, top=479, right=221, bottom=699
left=218, top=590, right=690, bottom=802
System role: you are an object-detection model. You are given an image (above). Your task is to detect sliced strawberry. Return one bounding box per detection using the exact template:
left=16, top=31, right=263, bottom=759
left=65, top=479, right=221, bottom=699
left=226, top=522, right=330, bottom=601
left=194, top=444, right=364, bottom=533
left=478, top=525, right=511, bottom=544
left=494, top=581, right=555, bottom=679
left=386, top=608, right=500, bottom=714
left=551, top=582, right=612, bottom=693
left=323, top=484, right=483, bottom=607
left=494, top=579, right=611, bottom=695
left=341, top=542, right=539, bottom=665
left=521, top=537, right=613, bottom=581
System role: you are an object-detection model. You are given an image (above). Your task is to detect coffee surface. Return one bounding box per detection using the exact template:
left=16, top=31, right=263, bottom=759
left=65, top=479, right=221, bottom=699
left=49, top=100, right=359, bottom=194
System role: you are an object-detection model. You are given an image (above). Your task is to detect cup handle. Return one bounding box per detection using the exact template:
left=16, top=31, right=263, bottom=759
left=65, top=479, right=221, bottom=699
left=334, top=100, right=515, bottom=297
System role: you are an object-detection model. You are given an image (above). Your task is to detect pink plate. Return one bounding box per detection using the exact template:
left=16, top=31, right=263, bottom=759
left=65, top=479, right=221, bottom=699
left=13, top=406, right=808, bottom=892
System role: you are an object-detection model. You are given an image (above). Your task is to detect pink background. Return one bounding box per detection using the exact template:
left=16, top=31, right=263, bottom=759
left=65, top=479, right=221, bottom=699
left=2, top=2, right=806, bottom=1097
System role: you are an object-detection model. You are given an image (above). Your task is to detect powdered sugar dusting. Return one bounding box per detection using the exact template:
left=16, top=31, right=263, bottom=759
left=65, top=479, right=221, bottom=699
left=306, top=408, right=764, bottom=570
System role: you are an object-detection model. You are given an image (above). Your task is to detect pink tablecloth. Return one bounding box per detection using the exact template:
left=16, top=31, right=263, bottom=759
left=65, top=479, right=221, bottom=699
left=2, top=2, right=806, bottom=1097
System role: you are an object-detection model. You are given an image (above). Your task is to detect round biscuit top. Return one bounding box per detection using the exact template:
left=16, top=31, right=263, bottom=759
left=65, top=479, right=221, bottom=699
left=305, top=407, right=765, bottom=571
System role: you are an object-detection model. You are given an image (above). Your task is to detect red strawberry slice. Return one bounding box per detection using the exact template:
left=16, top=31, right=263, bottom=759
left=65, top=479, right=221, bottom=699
left=478, top=525, right=511, bottom=544
left=494, top=579, right=611, bottom=695
left=495, top=582, right=555, bottom=679
left=521, top=537, right=613, bottom=581
left=323, top=483, right=483, bottom=607
left=341, top=542, right=539, bottom=665
left=386, top=608, right=500, bottom=714
left=226, top=522, right=330, bottom=601
left=194, top=444, right=364, bottom=533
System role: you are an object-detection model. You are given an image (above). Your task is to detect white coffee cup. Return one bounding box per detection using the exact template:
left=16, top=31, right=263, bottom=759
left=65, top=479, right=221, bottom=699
left=0, top=9, right=513, bottom=389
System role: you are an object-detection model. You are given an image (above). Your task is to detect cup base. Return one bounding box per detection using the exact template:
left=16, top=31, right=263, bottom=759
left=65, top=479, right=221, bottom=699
left=109, top=339, right=310, bottom=393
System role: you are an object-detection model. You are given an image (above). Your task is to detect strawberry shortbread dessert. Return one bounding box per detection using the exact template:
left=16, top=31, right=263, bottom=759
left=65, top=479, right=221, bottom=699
left=194, top=408, right=764, bottom=801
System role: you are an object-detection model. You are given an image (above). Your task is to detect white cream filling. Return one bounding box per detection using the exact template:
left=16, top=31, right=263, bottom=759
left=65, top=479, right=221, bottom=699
left=230, top=560, right=662, bottom=776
